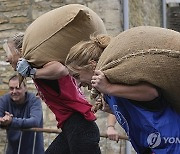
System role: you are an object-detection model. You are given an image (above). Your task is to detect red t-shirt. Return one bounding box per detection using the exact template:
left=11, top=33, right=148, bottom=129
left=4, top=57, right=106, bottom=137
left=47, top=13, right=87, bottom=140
left=34, top=75, right=96, bottom=128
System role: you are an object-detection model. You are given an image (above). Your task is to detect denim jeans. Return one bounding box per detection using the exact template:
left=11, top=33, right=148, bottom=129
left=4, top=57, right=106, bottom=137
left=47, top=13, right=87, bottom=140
left=45, top=112, right=101, bottom=154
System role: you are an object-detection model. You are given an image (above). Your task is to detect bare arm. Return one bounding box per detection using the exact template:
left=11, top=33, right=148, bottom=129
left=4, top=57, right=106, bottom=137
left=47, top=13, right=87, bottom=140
left=91, top=70, right=158, bottom=101
left=107, top=113, right=116, bottom=126
left=34, top=61, right=69, bottom=80
left=106, top=114, right=119, bottom=141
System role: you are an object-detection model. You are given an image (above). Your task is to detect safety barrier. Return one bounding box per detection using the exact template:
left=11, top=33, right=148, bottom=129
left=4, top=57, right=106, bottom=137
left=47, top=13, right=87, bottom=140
left=0, top=127, right=128, bottom=154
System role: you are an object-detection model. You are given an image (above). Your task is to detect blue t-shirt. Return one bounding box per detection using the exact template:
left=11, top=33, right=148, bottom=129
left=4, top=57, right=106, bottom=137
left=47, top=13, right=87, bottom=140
left=104, top=94, right=180, bottom=154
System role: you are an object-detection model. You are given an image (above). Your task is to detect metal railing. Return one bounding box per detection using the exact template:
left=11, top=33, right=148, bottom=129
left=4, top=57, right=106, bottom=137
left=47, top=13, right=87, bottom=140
left=0, top=127, right=129, bottom=154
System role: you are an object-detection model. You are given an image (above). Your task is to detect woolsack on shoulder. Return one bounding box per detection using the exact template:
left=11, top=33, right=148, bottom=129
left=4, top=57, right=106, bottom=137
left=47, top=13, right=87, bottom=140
left=22, top=4, right=107, bottom=68
left=96, top=26, right=180, bottom=112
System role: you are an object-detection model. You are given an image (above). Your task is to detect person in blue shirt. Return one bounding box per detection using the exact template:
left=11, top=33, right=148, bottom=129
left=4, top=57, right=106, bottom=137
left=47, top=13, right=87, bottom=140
left=65, top=34, right=180, bottom=154
left=0, top=75, right=44, bottom=154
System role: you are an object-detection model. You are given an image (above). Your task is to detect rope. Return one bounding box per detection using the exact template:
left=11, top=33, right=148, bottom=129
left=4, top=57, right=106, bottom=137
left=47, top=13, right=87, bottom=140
left=99, top=49, right=180, bottom=71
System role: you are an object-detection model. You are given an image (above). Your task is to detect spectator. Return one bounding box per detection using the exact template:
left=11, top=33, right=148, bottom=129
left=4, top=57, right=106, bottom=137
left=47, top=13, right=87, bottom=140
left=0, top=75, right=44, bottom=154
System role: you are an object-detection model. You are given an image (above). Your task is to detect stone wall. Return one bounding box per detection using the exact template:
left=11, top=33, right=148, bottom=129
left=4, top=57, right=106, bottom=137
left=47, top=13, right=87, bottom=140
left=0, top=0, right=162, bottom=153
left=129, top=0, right=162, bottom=27
left=167, top=5, right=180, bottom=32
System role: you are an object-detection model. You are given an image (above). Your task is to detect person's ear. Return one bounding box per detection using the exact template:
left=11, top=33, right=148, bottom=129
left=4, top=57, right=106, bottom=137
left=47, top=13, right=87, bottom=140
left=88, top=60, right=97, bottom=70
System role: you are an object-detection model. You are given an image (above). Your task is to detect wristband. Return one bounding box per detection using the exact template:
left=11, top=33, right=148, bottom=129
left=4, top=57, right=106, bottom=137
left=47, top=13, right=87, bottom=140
left=107, top=125, right=115, bottom=128
left=30, top=68, right=37, bottom=79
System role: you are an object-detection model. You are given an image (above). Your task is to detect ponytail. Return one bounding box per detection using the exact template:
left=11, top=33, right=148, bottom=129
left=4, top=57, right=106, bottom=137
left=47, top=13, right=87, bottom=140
left=91, top=34, right=111, bottom=49
left=65, top=34, right=112, bottom=69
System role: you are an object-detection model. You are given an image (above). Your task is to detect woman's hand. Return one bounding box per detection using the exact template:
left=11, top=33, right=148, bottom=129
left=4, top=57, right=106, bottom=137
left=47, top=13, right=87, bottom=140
left=92, top=70, right=158, bottom=101
left=91, top=70, right=111, bottom=94
left=106, top=126, right=119, bottom=142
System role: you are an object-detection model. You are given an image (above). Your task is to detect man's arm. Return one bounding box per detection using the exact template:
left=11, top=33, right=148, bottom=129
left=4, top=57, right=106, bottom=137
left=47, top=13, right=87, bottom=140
left=0, top=97, right=13, bottom=127
left=0, top=97, right=7, bottom=126
left=0, top=112, right=13, bottom=126
left=10, top=95, right=43, bottom=128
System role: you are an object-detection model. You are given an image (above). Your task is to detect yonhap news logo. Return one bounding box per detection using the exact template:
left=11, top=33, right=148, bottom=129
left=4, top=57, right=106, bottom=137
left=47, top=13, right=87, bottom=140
left=147, top=132, right=180, bottom=148
left=147, top=132, right=161, bottom=148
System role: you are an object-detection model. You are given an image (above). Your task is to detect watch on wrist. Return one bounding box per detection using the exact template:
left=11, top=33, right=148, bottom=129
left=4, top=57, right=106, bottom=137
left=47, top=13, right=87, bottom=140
left=30, top=68, right=37, bottom=79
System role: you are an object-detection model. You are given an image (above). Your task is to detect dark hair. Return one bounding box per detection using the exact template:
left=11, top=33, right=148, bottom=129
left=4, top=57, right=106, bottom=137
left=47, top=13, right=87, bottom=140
left=9, top=74, right=26, bottom=87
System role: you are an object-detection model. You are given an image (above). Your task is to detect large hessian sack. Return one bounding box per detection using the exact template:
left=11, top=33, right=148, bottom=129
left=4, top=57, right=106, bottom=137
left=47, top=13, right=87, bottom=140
left=96, top=26, right=180, bottom=112
left=22, top=4, right=107, bottom=68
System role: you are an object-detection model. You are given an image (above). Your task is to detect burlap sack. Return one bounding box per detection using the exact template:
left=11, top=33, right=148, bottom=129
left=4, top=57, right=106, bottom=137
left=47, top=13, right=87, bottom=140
left=96, top=26, right=180, bottom=112
left=22, top=4, right=107, bottom=68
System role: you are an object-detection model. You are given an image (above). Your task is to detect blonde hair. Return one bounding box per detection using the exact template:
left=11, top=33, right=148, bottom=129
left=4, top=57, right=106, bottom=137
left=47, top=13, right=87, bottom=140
left=65, top=34, right=111, bottom=69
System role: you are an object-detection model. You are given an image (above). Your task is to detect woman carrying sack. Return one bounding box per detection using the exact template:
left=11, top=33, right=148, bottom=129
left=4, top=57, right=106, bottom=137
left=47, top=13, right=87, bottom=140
left=65, top=27, right=180, bottom=153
